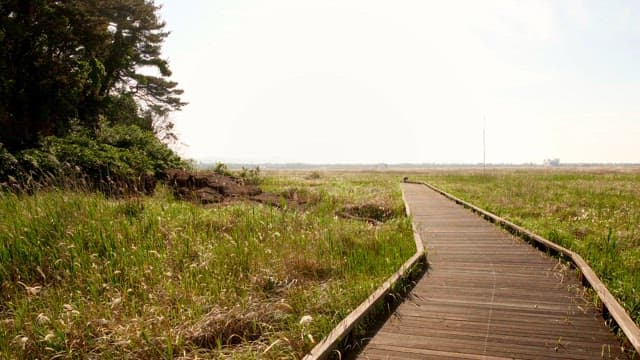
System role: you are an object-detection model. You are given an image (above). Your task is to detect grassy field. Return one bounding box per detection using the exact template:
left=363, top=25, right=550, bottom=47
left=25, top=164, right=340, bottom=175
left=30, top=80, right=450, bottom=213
left=414, top=168, right=640, bottom=326
left=0, top=171, right=415, bottom=359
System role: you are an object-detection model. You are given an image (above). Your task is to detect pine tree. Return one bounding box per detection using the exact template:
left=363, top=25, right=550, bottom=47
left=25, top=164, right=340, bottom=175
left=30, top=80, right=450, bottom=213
left=0, top=0, right=184, bottom=151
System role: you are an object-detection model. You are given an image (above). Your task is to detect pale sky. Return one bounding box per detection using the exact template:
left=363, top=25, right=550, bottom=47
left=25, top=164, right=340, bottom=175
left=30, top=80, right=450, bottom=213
left=158, top=0, right=640, bottom=164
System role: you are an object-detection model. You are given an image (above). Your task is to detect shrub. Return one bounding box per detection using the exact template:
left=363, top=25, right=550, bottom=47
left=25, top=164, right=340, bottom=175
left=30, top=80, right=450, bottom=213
left=237, top=166, right=261, bottom=185
left=306, top=171, right=321, bottom=180
left=16, top=148, right=62, bottom=176
left=96, top=122, right=185, bottom=177
left=0, top=123, right=187, bottom=194
left=213, top=162, right=232, bottom=176
left=0, top=143, right=18, bottom=181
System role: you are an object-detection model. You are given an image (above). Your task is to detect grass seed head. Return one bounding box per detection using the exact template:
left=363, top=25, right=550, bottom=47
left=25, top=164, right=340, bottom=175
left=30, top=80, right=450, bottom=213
left=182, top=302, right=280, bottom=349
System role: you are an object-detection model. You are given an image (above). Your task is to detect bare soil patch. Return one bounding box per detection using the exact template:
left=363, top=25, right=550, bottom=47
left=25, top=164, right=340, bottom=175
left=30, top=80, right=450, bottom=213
left=166, top=171, right=398, bottom=228
left=338, top=204, right=395, bottom=225
left=166, top=170, right=288, bottom=207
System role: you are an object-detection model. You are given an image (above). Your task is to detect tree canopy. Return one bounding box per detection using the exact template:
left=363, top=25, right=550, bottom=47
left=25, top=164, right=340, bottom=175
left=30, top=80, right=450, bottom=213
left=0, top=0, right=185, bottom=151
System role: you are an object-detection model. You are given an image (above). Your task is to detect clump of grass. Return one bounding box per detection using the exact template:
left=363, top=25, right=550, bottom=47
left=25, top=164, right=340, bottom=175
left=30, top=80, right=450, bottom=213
left=339, top=203, right=396, bottom=224
left=0, top=172, right=415, bottom=358
left=286, top=254, right=334, bottom=281
left=306, top=171, right=322, bottom=180
left=416, top=169, right=640, bottom=325
left=114, top=198, right=145, bottom=220
left=279, top=186, right=322, bottom=206
left=182, top=302, right=281, bottom=348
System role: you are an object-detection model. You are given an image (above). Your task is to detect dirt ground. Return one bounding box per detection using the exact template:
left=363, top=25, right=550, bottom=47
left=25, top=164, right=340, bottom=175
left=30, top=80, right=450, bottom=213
left=165, top=170, right=396, bottom=224
left=166, top=169, right=286, bottom=207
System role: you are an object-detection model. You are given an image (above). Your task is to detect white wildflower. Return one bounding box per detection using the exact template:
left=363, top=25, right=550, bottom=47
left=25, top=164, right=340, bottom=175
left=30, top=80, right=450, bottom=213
left=110, top=297, right=122, bottom=308
left=36, top=313, right=50, bottom=324
left=299, top=315, right=313, bottom=325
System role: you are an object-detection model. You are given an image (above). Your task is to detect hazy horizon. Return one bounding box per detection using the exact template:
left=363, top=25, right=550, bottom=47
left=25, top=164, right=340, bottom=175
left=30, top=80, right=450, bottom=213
left=195, top=157, right=640, bottom=167
left=159, top=1, right=640, bottom=164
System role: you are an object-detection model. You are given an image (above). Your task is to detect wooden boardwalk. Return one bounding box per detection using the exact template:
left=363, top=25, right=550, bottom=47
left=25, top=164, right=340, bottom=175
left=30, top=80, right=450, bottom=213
left=356, top=183, right=627, bottom=360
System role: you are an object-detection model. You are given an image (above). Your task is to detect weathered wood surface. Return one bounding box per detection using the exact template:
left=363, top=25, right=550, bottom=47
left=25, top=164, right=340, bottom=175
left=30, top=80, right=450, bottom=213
left=303, top=185, right=426, bottom=360
left=357, top=183, right=627, bottom=359
left=420, top=181, right=640, bottom=354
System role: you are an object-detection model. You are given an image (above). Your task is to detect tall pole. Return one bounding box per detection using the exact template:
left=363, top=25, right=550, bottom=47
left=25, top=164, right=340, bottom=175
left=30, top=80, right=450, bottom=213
left=483, top=117, right=486, bottom=174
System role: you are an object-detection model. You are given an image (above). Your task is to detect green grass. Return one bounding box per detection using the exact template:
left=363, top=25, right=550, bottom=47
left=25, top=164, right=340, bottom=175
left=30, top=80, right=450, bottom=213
left=0, top=171, right=415, bottom=359
left=414, top=168, right=640, bottom=325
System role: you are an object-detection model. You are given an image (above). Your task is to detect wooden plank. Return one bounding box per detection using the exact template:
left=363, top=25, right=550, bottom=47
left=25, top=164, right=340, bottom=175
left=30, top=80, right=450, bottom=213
left=361, top=344, right=514, bottom=360
left=376, top=327, right=624, bottom=354
left=368, top=331, right=615, bottom=360
left=302, top=252, right=424, bottom=360
left=392, top=311, right=607, bottom=329
left=419, top=181, right=640, bottom=353
left=355, top=183, right=631, bottom=360
left=381, top=316, right=615, bottom=339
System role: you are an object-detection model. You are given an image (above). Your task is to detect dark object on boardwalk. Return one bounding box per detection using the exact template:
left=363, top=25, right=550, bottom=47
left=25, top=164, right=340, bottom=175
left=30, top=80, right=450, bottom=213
left=403, top=176, right=409, bottom=183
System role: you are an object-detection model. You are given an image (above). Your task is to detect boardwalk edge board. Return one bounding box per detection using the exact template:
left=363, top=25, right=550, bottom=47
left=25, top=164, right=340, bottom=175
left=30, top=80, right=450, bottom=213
left=302, top=186, right=426, bottom=360
left=411, top=180, right=640, bottom=354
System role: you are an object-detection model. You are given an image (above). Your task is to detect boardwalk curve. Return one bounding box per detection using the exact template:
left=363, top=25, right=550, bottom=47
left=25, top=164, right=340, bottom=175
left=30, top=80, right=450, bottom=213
left=357, top=183, right=627, bottom=359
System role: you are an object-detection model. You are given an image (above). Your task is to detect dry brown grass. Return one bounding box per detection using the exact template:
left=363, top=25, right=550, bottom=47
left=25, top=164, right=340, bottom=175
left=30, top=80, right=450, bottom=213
left=286, top=255, right=334, bottom=282
left=182, top=302, right=282, bottom=349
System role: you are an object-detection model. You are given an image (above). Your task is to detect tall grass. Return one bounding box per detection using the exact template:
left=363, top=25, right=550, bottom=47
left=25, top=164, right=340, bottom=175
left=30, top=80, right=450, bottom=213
left=0, top=172, right=415, bottom=358
left=416, top=169, right=640, bottom=325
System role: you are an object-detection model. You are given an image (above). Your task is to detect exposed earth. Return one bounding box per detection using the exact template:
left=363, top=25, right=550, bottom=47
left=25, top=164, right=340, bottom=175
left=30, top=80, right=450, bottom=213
left=165, top=169, right=396, bottom=224
left=166, top=169, right=284, bottom=207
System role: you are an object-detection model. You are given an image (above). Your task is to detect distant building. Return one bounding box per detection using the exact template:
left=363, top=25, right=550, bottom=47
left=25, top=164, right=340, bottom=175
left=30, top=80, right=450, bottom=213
left=544, top=158, right=560, bottom=166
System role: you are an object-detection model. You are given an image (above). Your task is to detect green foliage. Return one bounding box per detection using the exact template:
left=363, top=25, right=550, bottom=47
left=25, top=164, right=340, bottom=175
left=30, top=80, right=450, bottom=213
left=96, top=121, right=185, bottom=177
left=0, top=143, right=18, bottom=181
left=237, top=166, right=262, bottom=185
left=210, top=163, right=262, bottom=185
left=212, top=162, right=232, bottom=176
left=306, top=170, right=322, bottom=180
left=1, top=123, right=186, bottom=193
left=0, top=0, right=184, bottom=151
left=0, top=173, right=415, bottom=358
left=102, top=94, right=148, bottom=129
left=15, top=148, right=62, bottom=178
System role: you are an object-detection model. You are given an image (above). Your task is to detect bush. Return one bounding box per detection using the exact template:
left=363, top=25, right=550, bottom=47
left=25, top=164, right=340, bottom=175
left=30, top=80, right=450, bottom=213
left=0, top=143, right=18, bottom=181
left=306, top=171, right=321, bottom=180
left=0, top=123, right=187, bottom=194
left=96, top=122, right=185, bottom=177
left=211, top=163, right=262, bottom=185
left=237, top=166, right=261, bottom=185
left=213, top=162, right=232, bottom=176
left=15, top=148, right=62, bottom=177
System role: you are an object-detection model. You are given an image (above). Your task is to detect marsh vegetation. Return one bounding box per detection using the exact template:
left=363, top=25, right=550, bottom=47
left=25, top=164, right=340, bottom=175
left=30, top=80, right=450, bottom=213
left=0, top=172, right=415, bottom=358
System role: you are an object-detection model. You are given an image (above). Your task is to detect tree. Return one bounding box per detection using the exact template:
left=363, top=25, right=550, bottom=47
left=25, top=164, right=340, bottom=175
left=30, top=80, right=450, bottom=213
left=0, top=0, right=184, bottom=151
